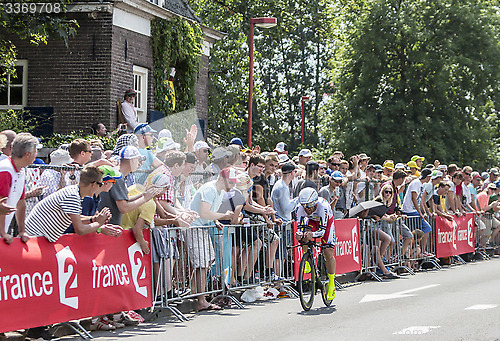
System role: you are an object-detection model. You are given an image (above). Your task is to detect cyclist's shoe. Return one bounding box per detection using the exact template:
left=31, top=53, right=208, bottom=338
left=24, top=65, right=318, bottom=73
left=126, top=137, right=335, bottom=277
left=304, top=261, right=311, bottom=274
left=326, top=284, right=336, bottom=301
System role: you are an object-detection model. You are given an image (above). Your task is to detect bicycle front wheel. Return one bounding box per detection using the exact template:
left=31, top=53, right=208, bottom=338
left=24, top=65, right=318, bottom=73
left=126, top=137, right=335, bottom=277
left=298, top=252, right=316, bottom=311
left=319, top=254, right=333, bottom=307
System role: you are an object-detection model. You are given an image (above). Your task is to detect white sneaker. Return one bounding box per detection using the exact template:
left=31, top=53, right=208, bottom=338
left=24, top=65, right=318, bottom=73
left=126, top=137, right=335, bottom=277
left=89, top=317, right=115, bottom=331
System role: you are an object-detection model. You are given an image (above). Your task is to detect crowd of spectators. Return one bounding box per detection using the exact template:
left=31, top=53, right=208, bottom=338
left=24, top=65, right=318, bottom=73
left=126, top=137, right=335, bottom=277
left=1, top=110, right=500, bottom=333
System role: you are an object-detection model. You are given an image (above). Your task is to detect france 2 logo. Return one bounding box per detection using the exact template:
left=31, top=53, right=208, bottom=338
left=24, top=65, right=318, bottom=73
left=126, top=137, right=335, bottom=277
left=128, top=243, right=148, bottom=298
left=56, top=246, right=78, bottom=309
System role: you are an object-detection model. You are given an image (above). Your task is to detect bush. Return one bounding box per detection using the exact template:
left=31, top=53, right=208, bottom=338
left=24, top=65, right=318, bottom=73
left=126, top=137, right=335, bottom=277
left=0, top=109, right=36, bottom=133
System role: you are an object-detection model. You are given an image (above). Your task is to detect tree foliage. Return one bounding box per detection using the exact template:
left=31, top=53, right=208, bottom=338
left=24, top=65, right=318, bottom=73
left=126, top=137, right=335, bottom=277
left=0, top=0, right=78, bottom=86
left=187, top=0, right=335, bottom=151
left=320, top=0, right=500, bottom=168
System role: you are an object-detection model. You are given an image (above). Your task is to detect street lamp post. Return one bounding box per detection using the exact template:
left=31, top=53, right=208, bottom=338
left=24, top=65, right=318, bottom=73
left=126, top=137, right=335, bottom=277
left=247, top=17, right=277, bottom=148
left=301, top=95, right=310, bottom=145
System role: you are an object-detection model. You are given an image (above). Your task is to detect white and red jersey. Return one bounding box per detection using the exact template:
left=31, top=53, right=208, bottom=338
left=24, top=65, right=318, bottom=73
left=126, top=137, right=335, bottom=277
left=0, top=157, right=26, bottom=232
left=295, top=197, right=335, bottom=246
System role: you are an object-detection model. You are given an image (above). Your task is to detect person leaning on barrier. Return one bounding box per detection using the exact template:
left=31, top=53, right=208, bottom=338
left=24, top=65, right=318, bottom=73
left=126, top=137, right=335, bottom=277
left=188, top=167, right=239, bottom=311
left=432, top=181, right=454, bottom=222
left=402, top=168, right=433, bottom=256
left=0, top=133, right=38, bottom=244
left=25, top=165, right=122, bottom=242
left=98, top=146, right=161, bottom=226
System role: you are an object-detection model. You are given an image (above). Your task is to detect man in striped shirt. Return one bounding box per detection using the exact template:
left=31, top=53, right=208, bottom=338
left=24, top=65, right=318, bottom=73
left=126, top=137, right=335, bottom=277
left=26, top=165, right=122, bottom=242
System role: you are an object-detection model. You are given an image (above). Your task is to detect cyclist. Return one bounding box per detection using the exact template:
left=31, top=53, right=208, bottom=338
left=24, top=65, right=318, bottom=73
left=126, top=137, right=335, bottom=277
left=295, top=187, right=337, bottom=300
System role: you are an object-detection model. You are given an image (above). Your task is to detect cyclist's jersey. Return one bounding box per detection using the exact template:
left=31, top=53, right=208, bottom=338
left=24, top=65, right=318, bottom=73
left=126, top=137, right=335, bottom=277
left=295, top=197, right=335, bottom=247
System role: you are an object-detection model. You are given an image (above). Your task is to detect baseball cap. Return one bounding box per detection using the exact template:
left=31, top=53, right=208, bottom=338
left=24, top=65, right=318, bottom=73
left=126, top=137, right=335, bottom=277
left=383, top=161, right=395, bottom=170
left=331, top=171, right=343, bottom=181
left=119, top=146, right=142, bottom=160
left=278, top=154, right=290, bottom=165
left=36, top=138, right=43, bottom=150
left=274, top=142, right=288, bottom=153
left=495, top=180, right=500, bottom=189
left=194, top=140, right=211, bottom=152
left=305, top=160, right=319, bottom=171
left=472, top=174, right=482, bottom=181
left=156, top=137, right=180, bottom=153
left=359, top=153, right=370, bottom=161
left=230, top=137, right=244, bottom=147
left=134, top=123, right=157, bottom=135
left=490, top=167, right=499, bottom=175
left=158, top=129, right=172, bottom=139
left=488, top=183, right=497, bottom=190
left=125, top=88, right=136, bottom=96
left=147, top=173, right=170, bottom=188
left=431, top=170, right=443, bottom=180
left=50, top=149, right=72, bottom=166
left=298, top=149, right=313, bottom=158
left=235, top=173, right=253, bottom=191
left=281, top=162, right=296, bottom=174
left=420, top=168, right=432, bottom=179
left=438, top=164, right=448, bottom=171
left=212, top=147, right=232, bottom=160
left=395, top=162, right=405, bottom=170
left=407, top=161, right=420, bottom=169
left=374, top=164, right=383, bottom=173
left=220, top=167, right=240, bottom=183
left=481, top=172, right=489, bottom=180
left=98, top=165, right=123, bottom=182
left=411, top=155, right=425, bottom=162
left=366, top=164, right=376, bottom=170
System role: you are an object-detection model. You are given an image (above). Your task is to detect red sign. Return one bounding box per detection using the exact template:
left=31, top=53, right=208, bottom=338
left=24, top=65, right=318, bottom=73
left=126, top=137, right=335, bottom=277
left=435, top=213, right=475, bottom=258
left=292, top=219, right=361, bottom=280
left=0, top=230, right=152, bottom=333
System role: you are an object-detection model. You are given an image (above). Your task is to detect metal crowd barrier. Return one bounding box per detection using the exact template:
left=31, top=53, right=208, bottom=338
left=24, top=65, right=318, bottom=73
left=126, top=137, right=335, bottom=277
left=150, top=222, right=298, bottom=322
left=475, top=212, right=500, bottom=259
left=403, top=216, right=443, bottom=268
left=356, top=218, right=415, bottom=281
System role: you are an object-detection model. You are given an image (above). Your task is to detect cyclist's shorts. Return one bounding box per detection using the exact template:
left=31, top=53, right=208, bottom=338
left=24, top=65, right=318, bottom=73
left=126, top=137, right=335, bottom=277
left=300, top=216, right=335, bottom=248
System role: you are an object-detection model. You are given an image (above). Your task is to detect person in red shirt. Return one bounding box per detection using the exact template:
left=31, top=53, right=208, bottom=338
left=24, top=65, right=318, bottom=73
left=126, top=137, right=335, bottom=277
left=0, top=133, right=38, bottom=244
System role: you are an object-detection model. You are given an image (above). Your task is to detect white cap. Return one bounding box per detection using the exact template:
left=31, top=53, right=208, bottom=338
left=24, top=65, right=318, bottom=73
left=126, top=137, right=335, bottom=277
left=274, top=142, right=287, bottom=153
left=194, top=140, right=210, bottom=151
left=278, top=154, right=290, bottom=165
left=119, top=146, right=142, bottom=160
left=36, top=138, right=43, bottom=150
left=156, top=137, right=180, bottom=153
left=298, top=149, right=312, bottom=157
left=50, top=149, right=72, bottom=166
left=158, top=129, right=172, bottom=139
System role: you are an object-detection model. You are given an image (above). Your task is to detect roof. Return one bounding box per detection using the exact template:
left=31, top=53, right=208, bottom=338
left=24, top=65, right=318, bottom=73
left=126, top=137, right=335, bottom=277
left=162, top=0, right=200, bottom=23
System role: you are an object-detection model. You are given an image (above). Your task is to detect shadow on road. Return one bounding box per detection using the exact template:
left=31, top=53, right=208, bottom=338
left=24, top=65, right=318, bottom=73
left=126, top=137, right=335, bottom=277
left=297, top=305, right=337, bottom=316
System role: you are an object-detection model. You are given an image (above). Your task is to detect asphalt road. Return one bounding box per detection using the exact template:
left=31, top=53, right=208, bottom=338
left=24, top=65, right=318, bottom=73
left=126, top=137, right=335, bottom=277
left=89, top=257, right=500, bottom=341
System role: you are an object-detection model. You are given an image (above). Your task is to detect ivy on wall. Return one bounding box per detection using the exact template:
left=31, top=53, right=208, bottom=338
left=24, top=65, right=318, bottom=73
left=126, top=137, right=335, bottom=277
left=151, top=17, right=203, bottom=115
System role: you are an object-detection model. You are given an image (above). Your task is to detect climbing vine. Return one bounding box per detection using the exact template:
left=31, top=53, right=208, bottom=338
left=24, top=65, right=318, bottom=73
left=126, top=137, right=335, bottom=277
left=151, top=17, right=203, bottom=115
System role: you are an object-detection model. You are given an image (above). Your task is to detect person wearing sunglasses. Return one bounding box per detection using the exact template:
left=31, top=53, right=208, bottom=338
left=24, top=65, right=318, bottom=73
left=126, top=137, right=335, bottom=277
left=295, top=187, right=337, bottom=300
left=26, top=165, right=123, bottom=243
left=326, top=156, right=341, bottom=176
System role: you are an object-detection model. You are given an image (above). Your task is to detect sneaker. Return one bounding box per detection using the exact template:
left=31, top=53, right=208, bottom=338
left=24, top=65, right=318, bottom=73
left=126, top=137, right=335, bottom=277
left=89, top=317, right=115, bottom=331
left=271, top=273, right=285, bottom=281
left=103, top=316, right=125, bottom=329
left=126, top=311, right=145, bottom=323
left=118, top=312, right=140, bottom=326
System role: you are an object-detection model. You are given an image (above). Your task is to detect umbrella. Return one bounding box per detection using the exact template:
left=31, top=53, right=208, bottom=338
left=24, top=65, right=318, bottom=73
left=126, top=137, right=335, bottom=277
left=348, top=200, right=388, bottom=218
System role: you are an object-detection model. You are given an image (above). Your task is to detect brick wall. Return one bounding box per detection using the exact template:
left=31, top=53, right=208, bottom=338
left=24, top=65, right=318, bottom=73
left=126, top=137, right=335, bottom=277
left=109, top=25, right=154, bottom=129
left=14, top=12, right=113, bottom=134
left=194, top=54, right=209, bottom=134
left=12, top=10, right=210, bottom=135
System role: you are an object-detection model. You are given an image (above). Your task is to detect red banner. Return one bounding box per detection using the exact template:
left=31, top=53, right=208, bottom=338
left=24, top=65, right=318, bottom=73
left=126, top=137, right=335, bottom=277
left=435, top=213, right=475, bottom=258
left=0, top=230, right=152, bottom=333
left=292, top=219, right=361, bottom=280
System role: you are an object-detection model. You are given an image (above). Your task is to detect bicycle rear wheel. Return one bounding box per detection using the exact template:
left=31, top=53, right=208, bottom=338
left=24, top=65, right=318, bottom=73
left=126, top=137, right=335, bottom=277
left=298, top=252, right=316, bottom=311
left=319, top=254, right=333, bottom=307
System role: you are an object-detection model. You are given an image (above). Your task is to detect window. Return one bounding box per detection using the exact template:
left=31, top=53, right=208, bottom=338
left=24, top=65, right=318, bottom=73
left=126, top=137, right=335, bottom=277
left=0, top=60, right=28, bottom=109
left=133, top=65, right=148, bottom=122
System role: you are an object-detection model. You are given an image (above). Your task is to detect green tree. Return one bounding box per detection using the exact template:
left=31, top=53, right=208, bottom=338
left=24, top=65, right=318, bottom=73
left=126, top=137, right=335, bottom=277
left=187, top=0, right=335, bottom=152
left=0, top=0, right=77, bottom=85
left=321, top=0, right=500, bottom=168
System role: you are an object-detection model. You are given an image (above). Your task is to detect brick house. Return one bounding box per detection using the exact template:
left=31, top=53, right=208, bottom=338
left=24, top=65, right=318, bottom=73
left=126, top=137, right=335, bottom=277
left=1, top=0, right=224, bottom=137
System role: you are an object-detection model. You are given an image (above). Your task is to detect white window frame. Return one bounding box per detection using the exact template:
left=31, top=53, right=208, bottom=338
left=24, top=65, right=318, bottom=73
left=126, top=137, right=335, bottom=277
left=133, top=65, right=148, bottom=123
left=0, top=60, right=28, bottom=110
